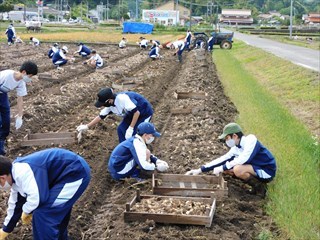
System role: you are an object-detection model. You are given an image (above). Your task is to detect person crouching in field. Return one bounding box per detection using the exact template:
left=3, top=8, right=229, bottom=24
left=52, top=46, right=75, bottom=70
left=119, top=37, right=127, bottom=48
left=108, top=122, right=169, bottom=181
left=74, top=42, right=91, bottom=58
left=186, top=123, right=277, bottom=197
left=29, top=37, right=40, bottom=46
left=0, top=148, right=91, bottom=240
left=47, top=43, right=59, bottom=59
left=149, top=43, right=161, bottom=60
left=83, top=50, right=104, bottom=69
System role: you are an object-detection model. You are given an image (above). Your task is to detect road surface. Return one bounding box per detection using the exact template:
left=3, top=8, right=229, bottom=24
left=232, top=31, right=319, bottom=72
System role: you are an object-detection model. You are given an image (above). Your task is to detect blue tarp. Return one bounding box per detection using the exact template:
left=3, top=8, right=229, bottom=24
left=123, top=22, right=154, bottom=34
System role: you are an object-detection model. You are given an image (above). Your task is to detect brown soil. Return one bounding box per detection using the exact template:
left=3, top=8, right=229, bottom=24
left=0, top=43, right=279, bottom=240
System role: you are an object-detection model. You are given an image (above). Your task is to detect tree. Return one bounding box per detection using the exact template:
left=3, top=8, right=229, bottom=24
left=0, top=3, right=13, bottom=13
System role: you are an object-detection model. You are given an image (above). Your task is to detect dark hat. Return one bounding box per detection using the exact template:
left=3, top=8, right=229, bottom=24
left=78, top=42, right=83, bottom=46
left=137, top=122, right=161, bottom=137
left=95, top=88, right=114, bottom=108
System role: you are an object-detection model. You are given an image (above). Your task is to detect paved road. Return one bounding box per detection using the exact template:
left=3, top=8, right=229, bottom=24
left=232, top=31, right=319, bottom=72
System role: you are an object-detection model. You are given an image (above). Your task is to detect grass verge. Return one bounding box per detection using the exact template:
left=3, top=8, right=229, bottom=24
left=213, top=44, right=319, bottom=239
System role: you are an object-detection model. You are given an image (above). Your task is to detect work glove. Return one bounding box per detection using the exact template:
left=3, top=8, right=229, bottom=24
left=213, top=166, right=224, bottom=176
left=21, top=212, right=32, bottom=225
left=125, top=126, right=134, bottom=139
left=0, top=229, right=9, bottom=240
left=156, top=159, right=169, bottom=172
left=15, top=115, right=23, bottom=130
left=77, top=124, right=88, bottom=133
left=185, top=168, right=202, bottom=176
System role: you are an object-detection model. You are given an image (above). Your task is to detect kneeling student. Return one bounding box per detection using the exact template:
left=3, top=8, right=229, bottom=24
left=108, top=122, right=169, bottom=180
left=84, top=50, right=103, bottom=69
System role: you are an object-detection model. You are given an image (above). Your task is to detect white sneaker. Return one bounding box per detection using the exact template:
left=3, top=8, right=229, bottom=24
left=56, top=66, right=63, bottom=70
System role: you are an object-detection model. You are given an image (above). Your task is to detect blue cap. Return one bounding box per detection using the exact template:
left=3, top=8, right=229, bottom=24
left=137, top=122, right=161, bottom=137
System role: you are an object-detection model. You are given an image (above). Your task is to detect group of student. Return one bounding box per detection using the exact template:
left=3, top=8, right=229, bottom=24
left=0, top=31, right=277, bottom=240
left=48, top=42, right=104, bottom=70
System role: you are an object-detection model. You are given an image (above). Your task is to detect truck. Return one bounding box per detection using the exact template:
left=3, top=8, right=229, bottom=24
left=192, top=31, right=234, bottom=50
left=25, top=21, right=42, bottom=32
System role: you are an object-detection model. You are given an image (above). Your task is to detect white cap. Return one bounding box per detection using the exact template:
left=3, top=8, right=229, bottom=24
left=62, top=46, right=68, bottom=53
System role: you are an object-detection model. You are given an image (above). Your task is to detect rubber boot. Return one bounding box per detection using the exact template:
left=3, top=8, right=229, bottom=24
left=0, top=140, right=6, bottom=156
left=246, top=177, right=267, bottom=198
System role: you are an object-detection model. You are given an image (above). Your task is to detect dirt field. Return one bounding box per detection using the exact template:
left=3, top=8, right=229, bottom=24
left=0, top=42, right=278, bottom=239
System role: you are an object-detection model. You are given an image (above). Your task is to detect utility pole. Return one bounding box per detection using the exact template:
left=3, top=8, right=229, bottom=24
left=289, top=0, right=293, bottom=39
left=107, top=0, right=109, bottom=21
left=136, top=0, right=138, bottom=20
left=189, top=0, right=192, bottom=31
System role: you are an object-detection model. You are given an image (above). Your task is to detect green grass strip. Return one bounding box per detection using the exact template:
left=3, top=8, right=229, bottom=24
left=213, top=46, right=320, bottom=239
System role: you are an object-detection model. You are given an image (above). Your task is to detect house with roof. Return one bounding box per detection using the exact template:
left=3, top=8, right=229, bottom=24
left=142, top=0, right=190, bottom=26
left=305, top=13, right=320, bottom=24
left=219, top=9, right=253, bottom=25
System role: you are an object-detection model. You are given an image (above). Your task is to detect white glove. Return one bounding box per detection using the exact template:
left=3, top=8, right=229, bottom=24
left=156, top=159, right=169, bottom=172
left=125, top=126, right=134, bottom=139
left=213, top=166, right=224, bottom=176
left=15, top=116, right=23, bottom=130
left=77, top=124, right=88, bottom=133
left=185, top=168, right=202, bottom=175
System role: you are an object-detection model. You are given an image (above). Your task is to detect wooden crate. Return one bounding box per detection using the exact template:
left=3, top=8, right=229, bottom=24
left=20, top=131, right=76, bottom=146
left=152, top=173, right=228, bottom=199
left=124, top=189, right=216, bottom=227
left=173, top=91, right=207, bottom=100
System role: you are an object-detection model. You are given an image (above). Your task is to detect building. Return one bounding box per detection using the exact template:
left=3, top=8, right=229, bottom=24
left=305, top=13, right=320, bottom=24
left=142, top=10, right=179, bottom=26
left=219, top=9, right=253, bottom=25
left=142, top=0, right=190, bottom=26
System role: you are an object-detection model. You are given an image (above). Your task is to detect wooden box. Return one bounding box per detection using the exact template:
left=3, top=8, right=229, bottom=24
left=124, top=190, right=216, bottom=227
left=152, top=173, right=228, bottom=199
left=21, top=131, right=76, bottom=146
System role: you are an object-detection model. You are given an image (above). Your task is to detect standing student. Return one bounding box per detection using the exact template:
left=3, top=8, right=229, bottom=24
left=174, top=41, right=185, bottom=63
left=0, top=61, right=38, bottom=155
left=77, top=88, right=154, bottom=143
left=0, top=148, right=91, bottom=240
left=208, top=36, right=215, bottom=51
left=4, top=26, right=14, bottom=46
left=185, top=30, right=192, bottom=51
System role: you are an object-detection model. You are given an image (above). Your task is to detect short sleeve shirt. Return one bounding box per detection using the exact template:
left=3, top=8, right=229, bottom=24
left=0, top=70, right=27, bottom=96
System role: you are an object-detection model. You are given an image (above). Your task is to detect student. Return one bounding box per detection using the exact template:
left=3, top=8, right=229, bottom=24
left=170, top=40, right=184, bottom=50
left=4, top=26, right=14, bottom=46
left=0, top=61, right=38, bottom=155
left=14, top=36, right=24, bottom=44
left=74, top=42, right=91, bottom=57
left=174, top=41, right=185, bottom=63
left=208, top=36, right=215, bottom=51
left=0, top=148, right=91, bottom=240
left=138, top=37, right=148, bottom=49
left=185, top=30, right=192, bottom=51
left=108, top=122, right=169, bottom=180
left=29, top=37, right=40, bottom=46
left=186, top=123, right=277, bottom=197
left=77, top=88, right=154, bottom=143
left=47, top=43, right=59, bottom=58
left=52, top=46, right=74, bottom=70
left=149, top=40, right=160, bottom=48
left=119, top=37, right=127, bottom=48
left=84, top=50, right=103, bottom=69
left=149, top=44, right=160, bottom=60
